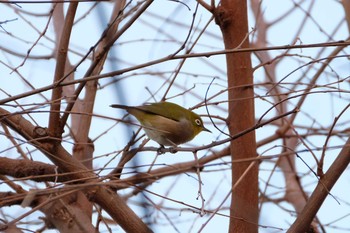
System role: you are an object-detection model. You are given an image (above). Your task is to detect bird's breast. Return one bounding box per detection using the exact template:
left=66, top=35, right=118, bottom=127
left=141, top=115, right=193, bottom=146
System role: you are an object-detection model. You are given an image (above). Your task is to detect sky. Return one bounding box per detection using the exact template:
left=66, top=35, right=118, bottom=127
left=1, top=0, right=350, bottom=232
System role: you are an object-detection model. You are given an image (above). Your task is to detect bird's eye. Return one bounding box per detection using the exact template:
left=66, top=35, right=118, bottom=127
left=195, top=119, right=202, bottom=126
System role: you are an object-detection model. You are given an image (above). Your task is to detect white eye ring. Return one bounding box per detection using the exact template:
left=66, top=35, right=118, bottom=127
left=195, top=119, right=202, bottom=126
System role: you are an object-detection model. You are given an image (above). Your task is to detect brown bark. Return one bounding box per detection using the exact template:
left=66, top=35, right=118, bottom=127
left=0, top=107, right=153, bottom=233
left=215, top=1, right=259, bottom=232
left=288, top=137, right=350, bottom=232
left=48, top=3, right=78, bottom=138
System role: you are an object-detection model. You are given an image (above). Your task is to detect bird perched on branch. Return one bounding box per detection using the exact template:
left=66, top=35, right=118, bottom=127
left=110, top=102, right=210, bottom=146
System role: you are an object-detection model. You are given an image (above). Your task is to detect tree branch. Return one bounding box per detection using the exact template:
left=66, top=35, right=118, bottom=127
left=0, top=107, right=152, bottom=232
left=287, top=137, right=350, bottom=232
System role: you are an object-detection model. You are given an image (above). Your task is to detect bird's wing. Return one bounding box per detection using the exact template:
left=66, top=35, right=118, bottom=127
left=136, top=102, right=187, bottom=122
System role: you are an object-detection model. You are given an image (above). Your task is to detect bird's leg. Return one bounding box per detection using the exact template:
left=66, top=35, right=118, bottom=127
left=157, top=145, right=166, bottom=155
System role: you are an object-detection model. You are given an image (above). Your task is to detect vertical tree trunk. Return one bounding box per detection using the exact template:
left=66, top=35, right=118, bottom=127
left=215, top=1, right=259, bottom=232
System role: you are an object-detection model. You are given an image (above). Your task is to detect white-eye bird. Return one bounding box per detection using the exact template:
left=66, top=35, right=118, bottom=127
left=110, top=102, right=210, bottom=146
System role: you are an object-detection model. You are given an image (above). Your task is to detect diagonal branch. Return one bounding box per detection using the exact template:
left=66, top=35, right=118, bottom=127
left=288, top=136, right=350, bottom=232
left=0, top=107, right=152, bottom=232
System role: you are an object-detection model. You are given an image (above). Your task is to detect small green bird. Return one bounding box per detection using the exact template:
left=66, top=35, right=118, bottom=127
left=110, top=102, right=210, bottom=146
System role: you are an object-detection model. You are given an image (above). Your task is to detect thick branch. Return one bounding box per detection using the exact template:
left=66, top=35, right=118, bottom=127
left=48, top=2, right=78, bottom=138
left=288, top=137, right=350, bottom=232
left=215, top=1, right=258, bottom=232
left=0, top=108, right=152, bottom=232
left=0, top=157, right=70, bottom=182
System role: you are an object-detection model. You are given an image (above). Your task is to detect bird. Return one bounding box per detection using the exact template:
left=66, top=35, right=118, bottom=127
left=110, top=102, right=210, bottom=146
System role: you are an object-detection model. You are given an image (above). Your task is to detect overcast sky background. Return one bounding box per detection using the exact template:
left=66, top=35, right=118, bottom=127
left=1, top=0, right=350, bottom=232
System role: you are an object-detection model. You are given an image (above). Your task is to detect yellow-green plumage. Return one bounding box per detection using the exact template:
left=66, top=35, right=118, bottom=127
left=110, top=102, right=210, bottom=146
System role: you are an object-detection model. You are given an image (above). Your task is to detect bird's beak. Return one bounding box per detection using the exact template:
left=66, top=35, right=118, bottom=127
left=203, top=126, right=211, bottom=133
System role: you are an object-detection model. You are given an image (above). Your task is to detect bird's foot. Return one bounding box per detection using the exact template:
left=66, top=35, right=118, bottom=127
left=157, top=145, right=166, bottom=155
left=157, top=145, right=178, bottom=154
left=168, top=147, right=178, bottom=154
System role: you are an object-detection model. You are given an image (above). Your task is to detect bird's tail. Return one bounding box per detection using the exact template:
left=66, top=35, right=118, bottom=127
left=110, top=104, right=129, bottom=110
